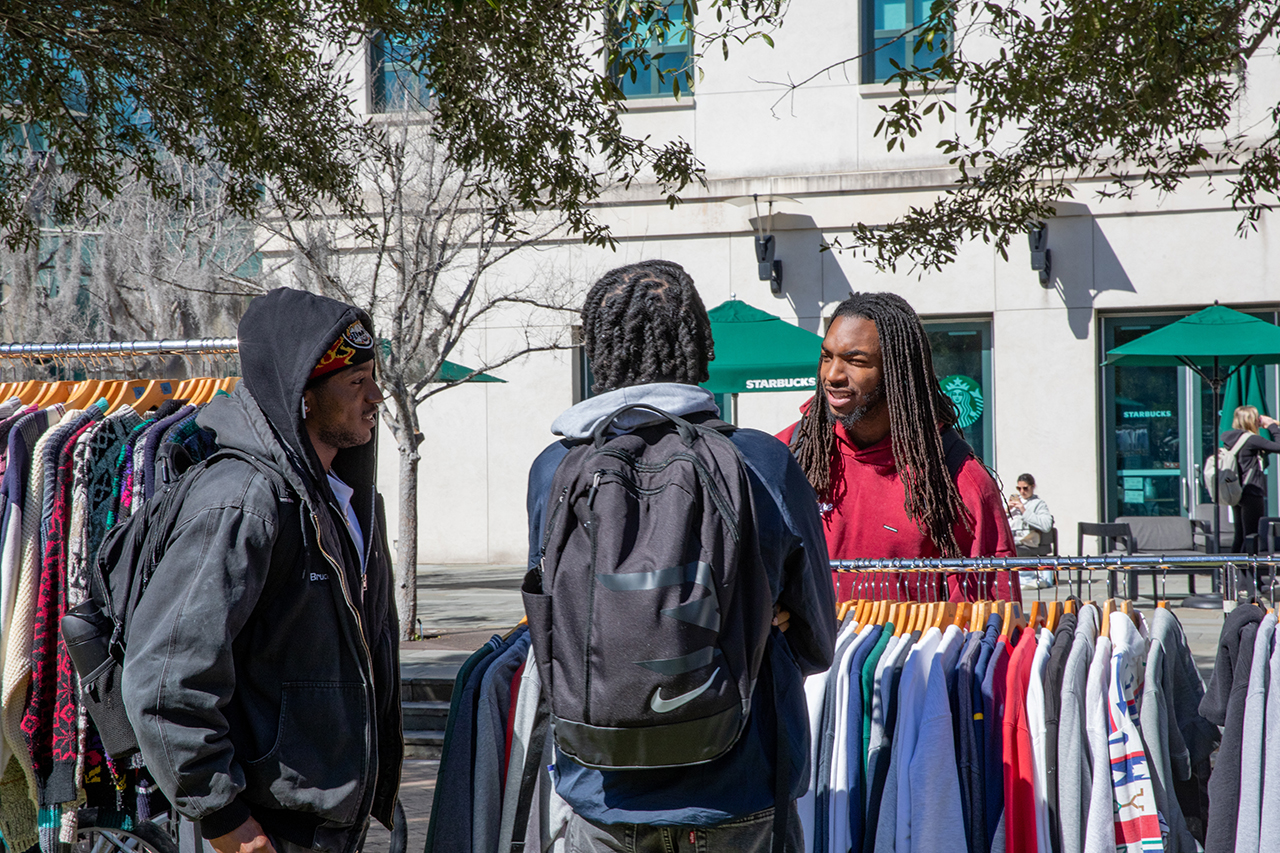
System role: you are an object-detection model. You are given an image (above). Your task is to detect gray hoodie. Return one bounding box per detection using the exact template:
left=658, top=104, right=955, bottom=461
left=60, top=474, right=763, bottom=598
left=1058, top=605, right=1099, bottom=853
left=1234, top=612, right=1276, bottom=853
left=550, top=382, right=719, bottom=439
left=1258, top=621, right=1280, bottom=845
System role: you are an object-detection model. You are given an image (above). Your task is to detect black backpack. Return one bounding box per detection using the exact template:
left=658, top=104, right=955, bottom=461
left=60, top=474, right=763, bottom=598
left=521, top=405, right=773, bottom=771
left=62, top=447, right=300, bottom=759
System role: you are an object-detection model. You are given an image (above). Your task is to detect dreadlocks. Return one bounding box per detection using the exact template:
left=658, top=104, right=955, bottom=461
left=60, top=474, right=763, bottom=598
left=581, top=260, right=714, bottom=393
left=793, top=292, right=970, bottom=556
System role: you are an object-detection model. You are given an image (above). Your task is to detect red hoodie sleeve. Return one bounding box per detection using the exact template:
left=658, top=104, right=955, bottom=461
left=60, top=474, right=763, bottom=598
left=948, top=457, right=1021, bottom=602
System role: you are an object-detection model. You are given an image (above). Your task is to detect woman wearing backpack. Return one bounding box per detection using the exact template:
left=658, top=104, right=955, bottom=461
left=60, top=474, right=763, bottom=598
left=1221, top=405, right=1280, bottom=553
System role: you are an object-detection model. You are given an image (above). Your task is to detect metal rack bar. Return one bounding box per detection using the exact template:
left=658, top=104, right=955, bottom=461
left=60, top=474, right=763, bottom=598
left=0, top=338, right=239, bottom=358
left=832, top=555, right=1271, bottom=570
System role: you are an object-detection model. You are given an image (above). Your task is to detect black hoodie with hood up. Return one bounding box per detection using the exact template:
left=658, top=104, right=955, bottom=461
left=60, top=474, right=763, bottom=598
left=123, top=289, right=402, bottom=853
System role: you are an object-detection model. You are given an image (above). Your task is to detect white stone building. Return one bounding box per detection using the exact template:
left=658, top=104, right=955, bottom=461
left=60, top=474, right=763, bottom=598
left=358, top=5, right=1280, bottom=565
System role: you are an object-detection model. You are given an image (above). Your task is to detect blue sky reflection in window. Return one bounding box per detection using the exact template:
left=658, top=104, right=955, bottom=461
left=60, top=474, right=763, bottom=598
left=370, top=31, right=430, bottom=112
left=611, top=2, right=694, bottom=99
left=863, top=0, right=949, bottom=84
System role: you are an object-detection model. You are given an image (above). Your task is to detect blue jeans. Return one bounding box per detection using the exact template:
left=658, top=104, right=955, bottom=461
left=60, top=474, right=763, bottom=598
left=564, top=801, right=803, bottom=853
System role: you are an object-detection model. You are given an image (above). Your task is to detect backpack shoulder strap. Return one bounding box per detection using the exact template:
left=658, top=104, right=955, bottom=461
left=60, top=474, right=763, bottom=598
left=941, top=427, right=976, bottom=482
left=208, top=448, right=303, bottom=606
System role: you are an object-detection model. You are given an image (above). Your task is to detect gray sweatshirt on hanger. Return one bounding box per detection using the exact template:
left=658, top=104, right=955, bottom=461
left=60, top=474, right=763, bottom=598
left=1140, top=607, right=1216, bottom=853
left=1083, top=633, right=1114, bottom=853
left=1259, top=625, right=1280, bottom=844
left=1233, top=613, right=1276, bottom=853
left=1058, top=605, right=1099, bottom=853
left=1199, top=604, right=1265, bottom=853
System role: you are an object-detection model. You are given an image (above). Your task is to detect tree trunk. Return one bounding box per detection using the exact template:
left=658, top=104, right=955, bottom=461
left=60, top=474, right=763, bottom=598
left=395, top=429, right=420, bottom=641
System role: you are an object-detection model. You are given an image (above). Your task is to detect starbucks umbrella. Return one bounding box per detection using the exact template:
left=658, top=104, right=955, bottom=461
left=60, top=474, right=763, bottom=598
left=701, top=300, right=824, bottom=395
left=1104, top=303, right=1280, bottom=571
left=1219, top=366, right=1272, bottom=439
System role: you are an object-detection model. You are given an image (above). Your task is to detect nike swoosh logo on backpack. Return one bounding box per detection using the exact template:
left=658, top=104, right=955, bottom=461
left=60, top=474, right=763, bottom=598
left=650, top=667, right=720, bottom=714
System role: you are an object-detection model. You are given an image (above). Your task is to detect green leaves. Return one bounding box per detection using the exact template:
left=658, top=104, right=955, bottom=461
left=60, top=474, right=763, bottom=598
left=834, top=0, right=1268, bottom=272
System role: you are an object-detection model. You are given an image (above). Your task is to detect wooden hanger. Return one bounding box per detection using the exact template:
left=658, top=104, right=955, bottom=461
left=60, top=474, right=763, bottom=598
left=1119, top=599, right=1139, bottom=627
left=1063, top=598, right=1078, bottom=616
left=192, top=377, right=221, bottom=405
left=105, top=380, right=147, bottom=413
left=1029, top=600, right=1046, bottom=630
left=131, top=378, right=178, bottom=414
left=1046, top=600, right=1063, bottom=633
left=14, top=380, right=43, bottom=404
left=218, top=376, right=240, bottom=393
left=30, top=380, right=66, bottom=408
left=837, top=600, right=853, bottom=622
left=1000, top=601, right=1027, bottom=639
left=1156, top=600, right=1169, bottom=610
left=953, top=601, right=971, bottom=629
left=63, top=379, right=103, bottom=410
left=1101, top=599, right=1116, bottom=639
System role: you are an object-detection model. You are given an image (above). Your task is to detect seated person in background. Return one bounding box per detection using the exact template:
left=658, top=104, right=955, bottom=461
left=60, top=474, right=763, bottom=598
left=1008, top=473, right=1055, bottom=586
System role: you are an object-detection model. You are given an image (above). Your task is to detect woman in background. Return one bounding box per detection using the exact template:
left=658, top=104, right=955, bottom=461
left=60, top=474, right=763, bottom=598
left=1221, top=405, right=1280, bottom=553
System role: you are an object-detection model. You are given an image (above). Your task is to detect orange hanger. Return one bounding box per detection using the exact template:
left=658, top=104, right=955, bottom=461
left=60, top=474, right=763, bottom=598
left=218, top=376, right=240, bottom=394
left=953, top=601, right=971, bottom=629
left=191, top=377, right=219, bottom=405
left=131, top=378, right=178, bottom=414
left=837, top=599, right=853, bottom=621
left=1101, top=600, right=1116, bottom=639
left=64, top=379, right=103, bottom=410
left=31, top=380, right=70, bottom=408
left=1029, top=601, right=1046, bottom=630
left=1064, top=598, right=1078, bottom=616
left=1156, top=600, right=1169, bottom=610
left=106, top=379, right=148, bottom=413
left=1047, top=600, right=1063, bottom=633
left=14, top=380, right=43, bottom=404
left=1000, top=601, right=1027, bottom=639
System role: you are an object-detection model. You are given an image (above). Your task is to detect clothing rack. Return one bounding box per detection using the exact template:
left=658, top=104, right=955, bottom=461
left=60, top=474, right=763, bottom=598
left=832, top=555, right=1278, bottom=607
left=0, top=338, right=238, bottom=358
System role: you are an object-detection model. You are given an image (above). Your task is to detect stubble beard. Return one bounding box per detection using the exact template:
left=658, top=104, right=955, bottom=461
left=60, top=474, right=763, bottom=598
left=829, top=383, right=885, bottom=432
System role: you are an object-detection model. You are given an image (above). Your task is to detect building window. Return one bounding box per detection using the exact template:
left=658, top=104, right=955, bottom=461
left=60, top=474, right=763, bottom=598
left=862, top=0, right=949, bottom=84
left=923, top=319, right=993, bottom=466
left=370, top=32, right=430, bottom=112
left=610, top=2, right=694, bottom=99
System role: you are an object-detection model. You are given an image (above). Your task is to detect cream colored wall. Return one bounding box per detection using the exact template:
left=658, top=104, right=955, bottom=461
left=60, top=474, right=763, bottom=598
left=362, top=5, right=1280, bottom=565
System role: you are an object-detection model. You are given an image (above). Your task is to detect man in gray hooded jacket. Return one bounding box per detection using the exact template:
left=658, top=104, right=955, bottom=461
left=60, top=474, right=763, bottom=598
left=123, top=289, right=402, bottom=853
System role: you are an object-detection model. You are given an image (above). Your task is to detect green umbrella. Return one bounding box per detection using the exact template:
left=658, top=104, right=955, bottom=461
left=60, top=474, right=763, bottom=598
left=1104, top=304, right=1280, bottom=369
left=1219, top=366, right=1272, bottom=438
left=701, top=300, right=823, bottom=395
left=1105, top=303, right=1280, bottom=562
left=378, top=338, right=504, bottom=383
left=431, top=359, right=504, bottom=384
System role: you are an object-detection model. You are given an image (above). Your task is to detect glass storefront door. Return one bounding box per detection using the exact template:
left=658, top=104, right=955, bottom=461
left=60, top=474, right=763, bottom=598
left=1101, top=313, right=1279, bottom=522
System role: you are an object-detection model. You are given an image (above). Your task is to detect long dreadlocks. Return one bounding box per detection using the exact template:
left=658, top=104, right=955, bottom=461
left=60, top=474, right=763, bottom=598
left=582, top=260, right=714, bottom=393
left=793, top=292, right=970, bottom=556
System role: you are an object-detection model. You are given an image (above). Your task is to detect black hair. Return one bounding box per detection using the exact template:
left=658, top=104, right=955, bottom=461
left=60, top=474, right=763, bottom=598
left=581, top=260, right=714, bottom=393
left=1017, top=473, right=1035, bottom=487
left=792, top=291, right=970, bottom=556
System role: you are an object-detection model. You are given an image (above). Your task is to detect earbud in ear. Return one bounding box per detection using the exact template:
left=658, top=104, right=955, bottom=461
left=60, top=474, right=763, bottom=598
left=301, top=398, right=310, bottom=420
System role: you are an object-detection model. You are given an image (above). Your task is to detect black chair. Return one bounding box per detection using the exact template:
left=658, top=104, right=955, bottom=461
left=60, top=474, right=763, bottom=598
left=1258, top=517, right=1280, bottom=602
left=1077, top=522, right=1133, bottom=599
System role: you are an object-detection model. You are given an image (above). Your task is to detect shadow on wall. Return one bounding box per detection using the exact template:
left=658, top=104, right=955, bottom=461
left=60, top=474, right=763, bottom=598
left=748, top=212, right=832, bottom=334
left=1044, top=204, right=1136, bottom=341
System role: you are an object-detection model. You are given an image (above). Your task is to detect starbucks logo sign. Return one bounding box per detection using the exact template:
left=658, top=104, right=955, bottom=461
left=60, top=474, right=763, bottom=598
left=941, top=374, right=984, bottom=429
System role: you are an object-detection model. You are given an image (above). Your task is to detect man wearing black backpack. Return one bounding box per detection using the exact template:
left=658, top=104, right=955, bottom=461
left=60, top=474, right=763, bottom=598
left=524, top=261, right=836, bottom=852
left=122, top=289, right=402, bottom=853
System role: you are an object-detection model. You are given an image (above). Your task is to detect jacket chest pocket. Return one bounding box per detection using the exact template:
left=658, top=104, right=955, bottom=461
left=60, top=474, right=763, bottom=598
left=244, top=682, right=368, bottom=826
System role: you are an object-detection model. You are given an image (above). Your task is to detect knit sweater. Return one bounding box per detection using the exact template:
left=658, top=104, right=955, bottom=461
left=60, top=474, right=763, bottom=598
left=1, top=409, right=70, bottom=804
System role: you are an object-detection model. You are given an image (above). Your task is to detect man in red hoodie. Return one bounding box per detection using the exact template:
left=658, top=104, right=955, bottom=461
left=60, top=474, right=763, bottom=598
left=777, top=292, right=1018, bottom=602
